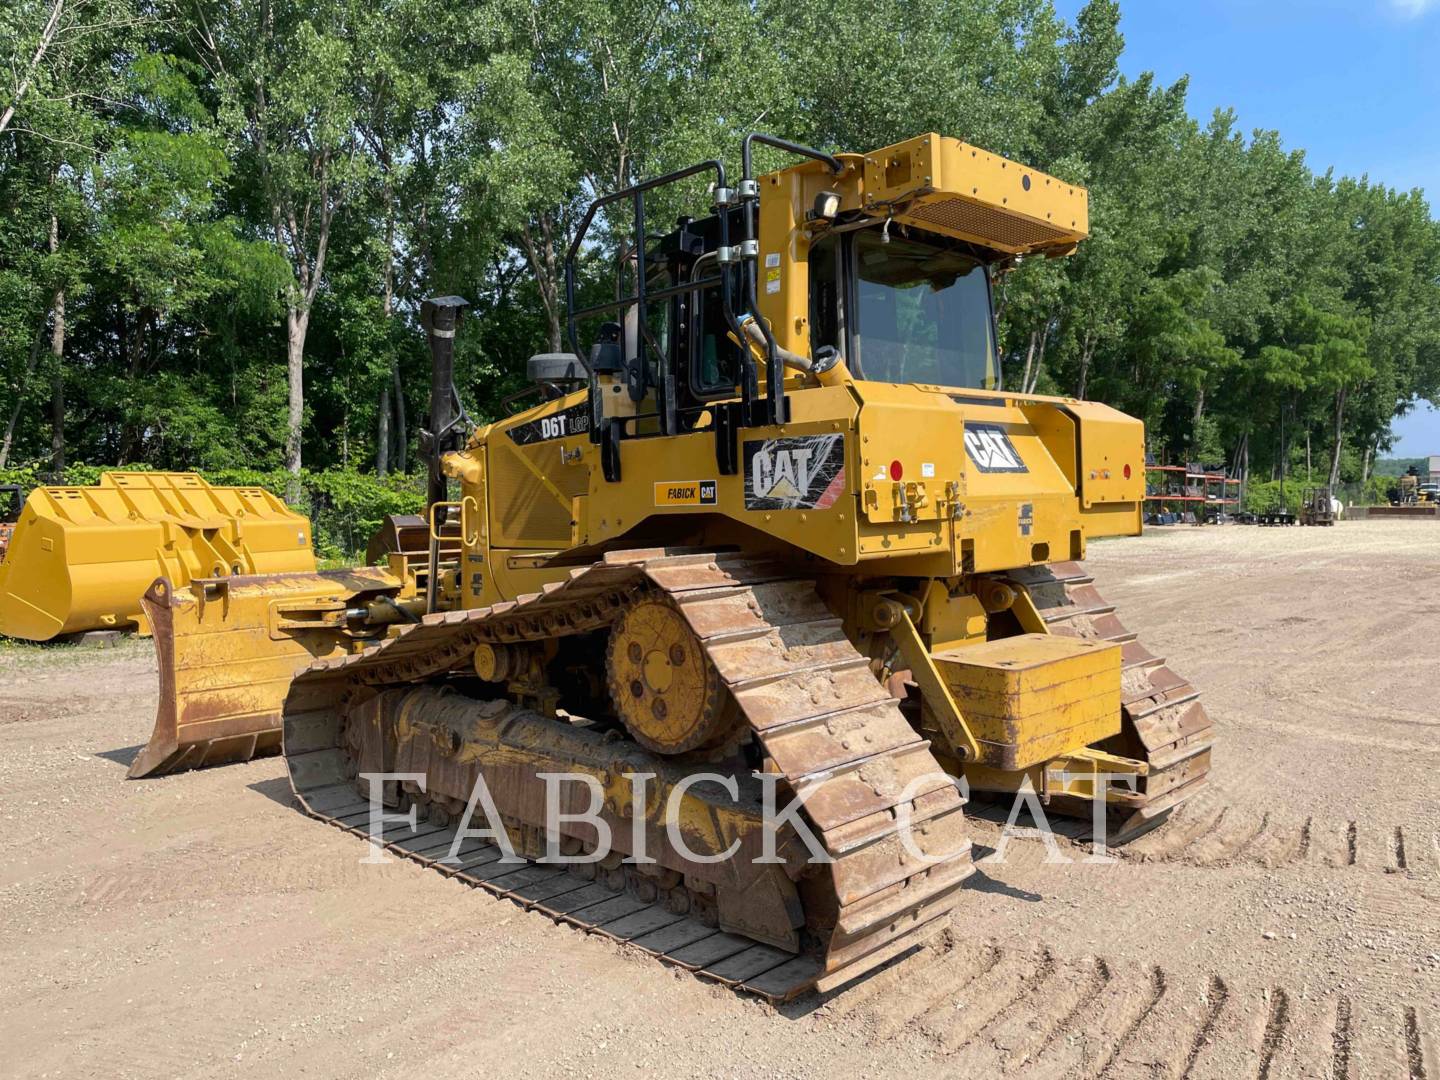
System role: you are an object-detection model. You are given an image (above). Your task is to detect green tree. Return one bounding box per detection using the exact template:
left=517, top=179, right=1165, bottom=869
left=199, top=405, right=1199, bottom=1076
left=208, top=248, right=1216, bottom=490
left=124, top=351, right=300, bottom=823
left=1, top=0, right=151, bottom=470
left=348, top=0, right=511, bottom=474
left=3, top=0, right=1439, bottom=520
left=193, top=0, right=370, bottom=480
left=479, top=0, right=786, bottom=354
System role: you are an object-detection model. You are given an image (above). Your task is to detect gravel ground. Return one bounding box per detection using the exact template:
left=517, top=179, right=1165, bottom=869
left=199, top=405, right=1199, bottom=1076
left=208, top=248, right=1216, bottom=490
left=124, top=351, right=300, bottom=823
left=1, top=519, right=1436, bottom=1079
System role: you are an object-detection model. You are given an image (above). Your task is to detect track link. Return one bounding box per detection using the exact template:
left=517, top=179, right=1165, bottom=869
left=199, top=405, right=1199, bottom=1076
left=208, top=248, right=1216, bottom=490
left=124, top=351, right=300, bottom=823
left=282, top=549, right=974, bottom=1000
left=1010, top=561, right=1214, bottom=840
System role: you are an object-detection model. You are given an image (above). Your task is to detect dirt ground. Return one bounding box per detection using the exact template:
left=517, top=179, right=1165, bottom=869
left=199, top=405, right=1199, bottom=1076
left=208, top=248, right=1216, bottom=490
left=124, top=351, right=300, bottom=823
left=1, top=519, right=1436, bottom=1079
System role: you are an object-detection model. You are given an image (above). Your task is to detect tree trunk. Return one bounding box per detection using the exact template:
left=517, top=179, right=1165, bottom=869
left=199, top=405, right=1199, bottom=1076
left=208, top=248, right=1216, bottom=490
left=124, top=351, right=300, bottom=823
left=1275, top=401, right=1286, bottom=487
left=117, top=308, right=147, bottom=464
left=49, top=352, right=64, bottom=472
left=261, top=135, right=334, bottom=494
left=1025, top=319, right=1059, bottom=400
left=48, top=212, right=65, bottom=473
left=1075, top=331, right=1095, bottom=399
left=385, top=158, right=408, bottom=472
left=1, top=321, right=46, bottom=468
left=377, top=186, right=395, bottom=479
left=1192, top=383, right=1206, bottom=453
left=1025, top=322, right=1050, bottom=395
left=376, top=384, right=390, bottom=477
left=1237, top=432, right=1249, bottom=510
left=0, top=0, right=65, bottom=136
left=391, top=363, right=407, bottom=472
left=519, top=213, right=564, bottom=352
left=1327, top=386, right=1347, bottom=489
left=1305, top=431, right=1311, bottom=483
left=1020, top=331, right=1038, bottom=394
left=285, top=306, right=309, bottom=486
left=381, top=180, right=395, bottom=320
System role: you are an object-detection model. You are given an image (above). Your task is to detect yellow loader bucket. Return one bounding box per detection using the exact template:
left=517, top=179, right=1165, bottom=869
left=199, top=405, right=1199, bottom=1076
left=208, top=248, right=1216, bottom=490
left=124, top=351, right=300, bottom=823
left=0, top=472, right=316, bottom=641
left=130, top=567, right=405, bottom=778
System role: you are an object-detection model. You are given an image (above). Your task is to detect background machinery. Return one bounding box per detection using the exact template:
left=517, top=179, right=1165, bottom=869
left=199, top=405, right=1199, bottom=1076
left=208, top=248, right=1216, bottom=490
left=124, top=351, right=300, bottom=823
left=140, top=132, right=1214, bottom=997
left=0, top=484, right=21, bottom=561
left=0, top=472, right=317, bottom=642
left=1300, top=486, right=1337, bottom=526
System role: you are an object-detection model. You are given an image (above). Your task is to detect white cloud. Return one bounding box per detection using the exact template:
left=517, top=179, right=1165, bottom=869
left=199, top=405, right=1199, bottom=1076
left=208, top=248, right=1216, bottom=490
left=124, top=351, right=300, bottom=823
left=1391, top=0, right=1438, bottom=17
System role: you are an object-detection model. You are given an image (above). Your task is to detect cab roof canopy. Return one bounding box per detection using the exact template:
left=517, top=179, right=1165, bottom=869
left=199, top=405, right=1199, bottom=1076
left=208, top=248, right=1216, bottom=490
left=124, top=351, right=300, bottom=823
left=771, top=133, right=1089, bottom=259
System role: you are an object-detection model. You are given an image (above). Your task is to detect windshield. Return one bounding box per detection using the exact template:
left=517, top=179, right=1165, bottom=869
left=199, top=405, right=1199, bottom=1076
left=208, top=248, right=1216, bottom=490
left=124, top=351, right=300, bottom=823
left=851, top=229, right=996, bottom=389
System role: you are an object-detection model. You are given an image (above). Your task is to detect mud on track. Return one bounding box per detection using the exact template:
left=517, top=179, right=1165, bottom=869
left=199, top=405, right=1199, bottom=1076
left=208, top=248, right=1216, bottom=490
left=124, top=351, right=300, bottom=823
left=0, top=519, right=1435, bottom=1078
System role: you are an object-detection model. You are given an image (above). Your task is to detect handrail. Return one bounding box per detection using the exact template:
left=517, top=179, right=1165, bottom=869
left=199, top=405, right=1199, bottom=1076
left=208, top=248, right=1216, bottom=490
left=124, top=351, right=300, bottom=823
left=563, top=159, right=727, bottom=359
left=739, top=134, right=844, bottom=424
left=562, top=158, right=741, bottom=440
left=559, top=134, right=844, bottom=448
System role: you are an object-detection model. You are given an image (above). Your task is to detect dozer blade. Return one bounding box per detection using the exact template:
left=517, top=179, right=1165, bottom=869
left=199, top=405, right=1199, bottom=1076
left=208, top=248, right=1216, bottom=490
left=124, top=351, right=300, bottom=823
left=129, top=568, right=401, bottom=778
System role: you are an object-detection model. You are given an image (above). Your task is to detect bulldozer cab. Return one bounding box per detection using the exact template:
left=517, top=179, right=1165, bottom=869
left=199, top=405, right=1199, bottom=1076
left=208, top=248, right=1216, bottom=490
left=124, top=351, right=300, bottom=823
left=560, top=133, right=1088, bottom=482
left=807, top=226, right=997, bottom=388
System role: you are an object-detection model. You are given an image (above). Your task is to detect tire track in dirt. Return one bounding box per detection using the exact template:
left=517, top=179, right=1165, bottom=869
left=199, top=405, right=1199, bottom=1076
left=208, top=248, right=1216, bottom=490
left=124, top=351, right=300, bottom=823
left=863, top=941, right=1003, bottom=1041
left=923, top=947, right=1056, bottom=1055
left=947, top=955, right=1110, bottom=1074
left=1123, top=808, right=1438, bottom=877
left=1255, top=987, right=1291, bottom=1080
left=965, top=801, right=1438, bottom=878
left=1028, top=964, right=1162, bottom=1079
left=1334, top=994, right=1355, bottom=1078
left=1255, top=992, right=1342, bottom=1079
left=816, top=941, right=1436, bottom=1079
left=1014, top=956, right=1113, bottom=1067
left=1405, top=1007, right=1428, bottom=1080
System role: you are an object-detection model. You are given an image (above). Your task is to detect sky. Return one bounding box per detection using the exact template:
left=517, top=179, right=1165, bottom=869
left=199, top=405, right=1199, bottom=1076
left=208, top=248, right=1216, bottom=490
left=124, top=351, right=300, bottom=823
left=1052, top=0, right=1440, bottom=458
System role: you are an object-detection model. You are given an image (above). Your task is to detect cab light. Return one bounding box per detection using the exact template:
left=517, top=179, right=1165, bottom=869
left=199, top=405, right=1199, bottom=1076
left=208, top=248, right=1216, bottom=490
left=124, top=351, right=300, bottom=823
left=1123, top=464, right=1132, bottom=479
left=889, top=460, right=903, bottom=481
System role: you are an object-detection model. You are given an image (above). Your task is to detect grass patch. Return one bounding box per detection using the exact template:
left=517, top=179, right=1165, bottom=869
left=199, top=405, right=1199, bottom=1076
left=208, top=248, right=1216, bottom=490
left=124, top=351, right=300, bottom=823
left=0, top=632, right=152, bottom=674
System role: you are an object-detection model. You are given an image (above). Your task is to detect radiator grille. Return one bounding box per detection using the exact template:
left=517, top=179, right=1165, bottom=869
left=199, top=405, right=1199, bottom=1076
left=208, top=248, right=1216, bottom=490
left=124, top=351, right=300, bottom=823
left=488, top=441, right=585, bottom=546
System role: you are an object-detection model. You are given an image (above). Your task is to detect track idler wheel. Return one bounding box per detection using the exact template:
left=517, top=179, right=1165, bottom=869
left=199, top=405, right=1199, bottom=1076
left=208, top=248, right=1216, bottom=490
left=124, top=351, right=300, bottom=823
left=606, top=597, right=739, bottom=756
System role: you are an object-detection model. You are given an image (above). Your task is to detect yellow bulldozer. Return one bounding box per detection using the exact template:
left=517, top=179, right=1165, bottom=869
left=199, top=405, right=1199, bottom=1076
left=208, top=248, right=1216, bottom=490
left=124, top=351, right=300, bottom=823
left=133, top=132, right=1213, bottom=998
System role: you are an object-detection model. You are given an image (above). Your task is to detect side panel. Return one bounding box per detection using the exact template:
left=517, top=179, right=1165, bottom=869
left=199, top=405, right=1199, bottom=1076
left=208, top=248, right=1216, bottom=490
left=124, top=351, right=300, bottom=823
left=1059, top=399, right=1146, bottom=510
left=854, top=384, right=1078, bottom=573
left=486, top=401, right=590, bottom=550
left=851, top=384, right=1143, bottom=573
left=473, top=384, right=863, bottom=572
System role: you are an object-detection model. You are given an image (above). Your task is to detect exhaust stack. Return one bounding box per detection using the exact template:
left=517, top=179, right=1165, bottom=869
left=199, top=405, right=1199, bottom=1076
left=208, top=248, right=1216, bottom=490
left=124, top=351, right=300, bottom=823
left=419, top=295, right=470, bottom=613
left=420, top=295, right=470, bottom=509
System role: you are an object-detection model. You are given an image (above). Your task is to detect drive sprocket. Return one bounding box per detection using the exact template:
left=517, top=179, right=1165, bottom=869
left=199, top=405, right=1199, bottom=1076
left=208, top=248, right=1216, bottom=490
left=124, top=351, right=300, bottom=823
left=605, top=596, right=740, bottom=756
